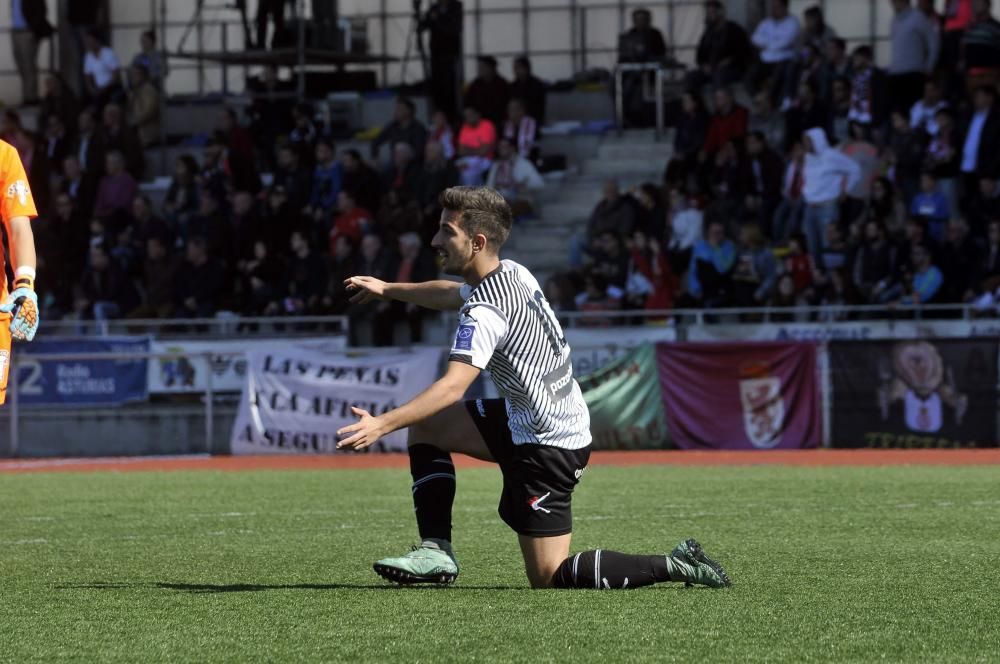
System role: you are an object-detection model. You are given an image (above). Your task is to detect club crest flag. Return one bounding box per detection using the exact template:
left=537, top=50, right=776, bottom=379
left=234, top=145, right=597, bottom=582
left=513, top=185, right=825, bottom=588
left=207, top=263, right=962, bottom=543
left=655, top=342, right=820, bottom=450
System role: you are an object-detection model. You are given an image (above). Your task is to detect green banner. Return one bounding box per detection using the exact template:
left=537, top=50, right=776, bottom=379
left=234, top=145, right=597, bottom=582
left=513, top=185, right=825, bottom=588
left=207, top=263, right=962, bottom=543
left=577, top=343, right=670, bottom=450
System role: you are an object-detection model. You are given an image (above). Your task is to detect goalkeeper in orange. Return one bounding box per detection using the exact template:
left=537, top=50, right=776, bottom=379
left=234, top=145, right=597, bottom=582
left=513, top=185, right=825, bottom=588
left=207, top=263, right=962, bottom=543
left=0, top=139, right=39, bottom=404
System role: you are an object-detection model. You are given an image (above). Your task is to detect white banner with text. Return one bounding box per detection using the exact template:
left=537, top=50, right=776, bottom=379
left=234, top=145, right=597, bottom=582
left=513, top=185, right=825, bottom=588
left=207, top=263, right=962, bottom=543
left=230, top=346, right=443, bottom=455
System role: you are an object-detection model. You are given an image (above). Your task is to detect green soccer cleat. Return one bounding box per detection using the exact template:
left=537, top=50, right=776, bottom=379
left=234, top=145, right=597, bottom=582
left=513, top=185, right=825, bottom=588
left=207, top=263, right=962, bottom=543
left=373, top=539, right=460, bottom=585
left=667, top=538, right=732, bottom=588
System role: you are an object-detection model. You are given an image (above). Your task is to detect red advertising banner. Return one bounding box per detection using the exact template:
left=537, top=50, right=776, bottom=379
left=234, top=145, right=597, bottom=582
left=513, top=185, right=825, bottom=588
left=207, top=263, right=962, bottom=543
left=655, top=342, right=821, bottom=450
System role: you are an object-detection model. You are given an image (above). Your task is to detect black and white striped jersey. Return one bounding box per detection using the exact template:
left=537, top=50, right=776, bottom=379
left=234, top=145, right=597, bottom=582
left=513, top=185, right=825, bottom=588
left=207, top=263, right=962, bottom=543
left=449, top=260, right=592, bottom=450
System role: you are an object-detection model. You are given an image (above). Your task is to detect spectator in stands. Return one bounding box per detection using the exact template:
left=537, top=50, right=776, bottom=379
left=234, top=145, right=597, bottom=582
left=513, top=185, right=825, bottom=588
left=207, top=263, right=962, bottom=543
left=773, top=140, right=806, bottom=242
left=39, top=73, right=80, bottom=138
left=941, top=0, right=974, bottom=84
left=82, top=29, right=121, bottom=105
left=428, top=109, right=456, bottom=159
left=972, top=218, right=1000, bottom=302
left=376, top=188, right=423, bottom=243
left=328, top=189, right=373, bottom=252
left=692, top=0, right=750, bottom=90
left=853, top=220, right=898, bottom=303
left=819, top=219, right=850, bottom=273
left=73, top=243, right=136, bottom=324
left=456, top=106, right=496, bottom=186
left=187, top=190, right=232, bottom=261
left=289, top=102, right=317, bottom=153
left=510, top=56, right=547, bottom=125
left=627, top=229, right=675, bottom=313
left=848, top=46, right=887, bottom=127
left=258, top=184, right=297, bottom=253
left=925, top=107, right=960, bottom=209
left=672, top=91, right=709, bottom=167
left=829, top=76, right=853, bottom=143
left=464, top=55, right=511, bottom=130
left=420, top=0, right=464, bottom=120
left=371, top=98, right=428, bottom=166
left=666, top=187, right=703, bottom=272
left=969, top=174, right=1000, bottom=233
left=960, top=86, right=1000, bottom=192
left=486, top=137, right=544, bottom=214
left=732, top=223, right=778, bottom=306
left=617, top=8, right=668, bottom=64
left=617, top=8, right=668, bottom=127
left=416, top=140, right=459, bottom=234
left=248, top=65, right=294, bottom=166
left=74, top=105, right=105, bottom=176
left=749, top=90, right=785, bottom=155
left=503, top=98, right=539, bottom=162
left=866, top=175, right=907, bottom=235
left=230, top=190, right=266, bottom=265
left=349, top=233, right=397, bottom=344
left=42, top=114, right=72, bottom=178
left=174, top=236, right=227, bottom=318
left=382, top=142, right=421, bottom=200
left=93, top=150, right=136, bottom=221
left=35, top=192, right=88, bottom=315
left=163, top=154, right=198, bottom=230
left=802, top=127, right=861, bottom=261
left=769, top=272, right=807, bottom=314
left=961, top=0, right=1000, bottom=88
left=702, top=86, right=748, bottom=157
left=911, top=78, right=946, bottom=136
left=883, top=242, right=944, bottom=304
left=373, top=232, right=437, bottom=345
left=130, top=193, right=172, bottom=250
left=255, top=0, right=289, bottom=49
left=784, top=79, right=830, bottom=152
left=910, top=172, right=951, bottom=241
left=126, top=64, right=160, bottom=147
left=340, top=149, right=381, bottom=216
left=218, top=107, right=254, bottom=166
left=819, top=38, right=852, bottom=105
left=1, top=110, right=36, bottom=177
left=128, top=235, right=178, bottom=319
left=781, top=43, right=825, bottom=112
left=60, top=154, right=96, bottom=214
left=588, top=230, right=629, bottom=290
left=687, top=219, right=735, bottom=307
left=321, top=234, right=357, bottom=316
left=783, top=233, right=816, bottom=300
left=306, top=138, right=342, bottom=224
left=631, top=183, right=667, bottom=240
left=570, top=179, right=635, bottom=267
left=940, top=218, right=983, bottom=301
left=841, top=121, right=880, bottom=220
left=889, top=0, right=941, bottom=113
left=575, top=272, right=621, bottom=327
left=742, top=131, right=784, bottom=236
left=888, top=110, right=929, bottom=208
left=274, top=144, right=312, bottom=213
left=131, top=30, right=166, bottom=88
left=750, top=0, right=800, bottom=101
left=101, top=102, right=144, bottom=178
left=11, top=0, right=53, bottom=105
left=801, top=5, right=837, bottom=53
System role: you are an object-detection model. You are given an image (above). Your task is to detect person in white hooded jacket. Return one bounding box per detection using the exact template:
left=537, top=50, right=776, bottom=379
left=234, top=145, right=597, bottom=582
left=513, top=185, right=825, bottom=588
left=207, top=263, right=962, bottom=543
left=801, top=127, right=861, bottom=263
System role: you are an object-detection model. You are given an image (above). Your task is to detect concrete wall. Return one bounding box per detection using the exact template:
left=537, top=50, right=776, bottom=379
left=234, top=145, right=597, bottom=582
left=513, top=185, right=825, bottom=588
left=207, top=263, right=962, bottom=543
left=0, top=1, right=895, bottom=105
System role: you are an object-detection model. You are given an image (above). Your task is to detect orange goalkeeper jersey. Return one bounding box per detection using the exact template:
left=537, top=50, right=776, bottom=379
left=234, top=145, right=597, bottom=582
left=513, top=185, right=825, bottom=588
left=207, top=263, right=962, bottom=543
left=0, top=139, right=37, bottom=295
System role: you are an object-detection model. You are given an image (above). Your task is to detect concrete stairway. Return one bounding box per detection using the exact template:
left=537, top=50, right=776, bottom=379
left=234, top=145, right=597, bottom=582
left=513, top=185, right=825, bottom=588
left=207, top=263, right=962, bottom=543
left=503, top=128, right=673, bottom=286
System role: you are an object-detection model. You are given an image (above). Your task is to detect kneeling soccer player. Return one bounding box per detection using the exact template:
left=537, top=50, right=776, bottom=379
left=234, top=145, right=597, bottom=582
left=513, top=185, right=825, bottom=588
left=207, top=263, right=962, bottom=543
left=0, top=139, right=41, bottom=404
left=338, top=186, right=730, bottom=590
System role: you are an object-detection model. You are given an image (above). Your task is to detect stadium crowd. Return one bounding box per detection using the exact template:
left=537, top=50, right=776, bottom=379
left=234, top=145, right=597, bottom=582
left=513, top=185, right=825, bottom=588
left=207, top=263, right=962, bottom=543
left=554, top=0, right=1000, bottom=323
left=6, top=0, right=1000, bottom=342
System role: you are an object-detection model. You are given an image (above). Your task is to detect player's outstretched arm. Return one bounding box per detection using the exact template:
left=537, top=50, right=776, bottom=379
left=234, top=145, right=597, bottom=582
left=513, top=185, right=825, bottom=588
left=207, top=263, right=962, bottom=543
left=344, top=276, right=464, bottom=311
left=336, top=360, right=479, bottom=450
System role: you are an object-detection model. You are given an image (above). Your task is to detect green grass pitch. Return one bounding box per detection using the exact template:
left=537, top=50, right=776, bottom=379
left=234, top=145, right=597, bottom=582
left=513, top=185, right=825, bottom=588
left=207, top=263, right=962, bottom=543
left=2, top=464, right=998, bottom=662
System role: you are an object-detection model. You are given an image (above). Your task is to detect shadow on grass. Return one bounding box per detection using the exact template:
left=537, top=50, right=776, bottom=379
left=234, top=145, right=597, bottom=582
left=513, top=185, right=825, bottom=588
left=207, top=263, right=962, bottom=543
left=55, top=581, right=522, bottom=592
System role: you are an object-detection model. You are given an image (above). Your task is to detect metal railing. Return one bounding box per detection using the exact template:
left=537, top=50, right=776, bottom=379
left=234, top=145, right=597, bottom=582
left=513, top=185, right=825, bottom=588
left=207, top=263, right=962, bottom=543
left=37, top=315, right=350, bottom=340
left=613, top=62, right=687, bottom=139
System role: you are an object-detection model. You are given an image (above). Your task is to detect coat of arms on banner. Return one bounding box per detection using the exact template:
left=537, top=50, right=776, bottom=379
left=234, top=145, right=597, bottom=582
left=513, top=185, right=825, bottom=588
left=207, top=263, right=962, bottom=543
left=738, top=362, right=784, bottom=448
left=877, top=341, right=968, bottom=434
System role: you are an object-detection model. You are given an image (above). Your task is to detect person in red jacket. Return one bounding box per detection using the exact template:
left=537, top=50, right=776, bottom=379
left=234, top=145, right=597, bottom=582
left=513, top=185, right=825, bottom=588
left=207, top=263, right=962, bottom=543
left=328, top=189, right=373, bottom=253
left=701, top=86, right=748, bottom=157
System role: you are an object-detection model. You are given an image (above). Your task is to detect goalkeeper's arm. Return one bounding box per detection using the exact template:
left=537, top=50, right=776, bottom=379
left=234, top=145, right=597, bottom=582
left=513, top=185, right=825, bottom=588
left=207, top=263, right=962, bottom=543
left=2, top=216, right=39, bottom=341
left=345, top=276, right=464, bottom=311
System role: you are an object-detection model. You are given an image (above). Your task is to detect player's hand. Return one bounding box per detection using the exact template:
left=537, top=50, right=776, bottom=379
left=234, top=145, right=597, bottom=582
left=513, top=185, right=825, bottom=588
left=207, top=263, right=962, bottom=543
left=0, top=280, right=39, bottom=342
left=336, top=407, right=385, bottom=451
left=344, top=276, right=388, bottom=304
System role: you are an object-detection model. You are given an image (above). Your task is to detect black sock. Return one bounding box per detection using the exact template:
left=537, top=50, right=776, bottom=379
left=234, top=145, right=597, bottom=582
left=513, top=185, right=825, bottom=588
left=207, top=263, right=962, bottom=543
left=408, top=444, right=456, bottom=542
left=551, top=550, right=669, bottom=589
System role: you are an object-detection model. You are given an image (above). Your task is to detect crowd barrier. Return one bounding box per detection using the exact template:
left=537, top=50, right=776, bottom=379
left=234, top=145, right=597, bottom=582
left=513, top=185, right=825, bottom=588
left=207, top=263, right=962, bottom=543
left=3, top=310, right=998, bottom=456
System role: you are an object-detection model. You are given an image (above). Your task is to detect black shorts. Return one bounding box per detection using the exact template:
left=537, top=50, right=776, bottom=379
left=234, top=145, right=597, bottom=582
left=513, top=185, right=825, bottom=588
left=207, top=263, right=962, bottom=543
left=465, top=398, right=591, bottom=537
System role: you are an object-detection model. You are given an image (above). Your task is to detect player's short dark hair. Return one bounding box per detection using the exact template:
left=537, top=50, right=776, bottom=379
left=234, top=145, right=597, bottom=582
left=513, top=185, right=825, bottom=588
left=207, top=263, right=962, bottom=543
left=439, top=186, right=513, bottom=252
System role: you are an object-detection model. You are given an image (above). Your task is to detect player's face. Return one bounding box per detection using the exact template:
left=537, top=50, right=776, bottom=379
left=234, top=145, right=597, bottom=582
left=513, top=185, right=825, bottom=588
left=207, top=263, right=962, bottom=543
left=431, top=211, right=475, bottom=276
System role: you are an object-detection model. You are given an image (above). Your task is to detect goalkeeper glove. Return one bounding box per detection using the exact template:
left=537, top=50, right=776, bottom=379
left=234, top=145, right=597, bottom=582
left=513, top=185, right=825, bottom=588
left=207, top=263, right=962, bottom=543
left=0, top=274, right=39, bottom=342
